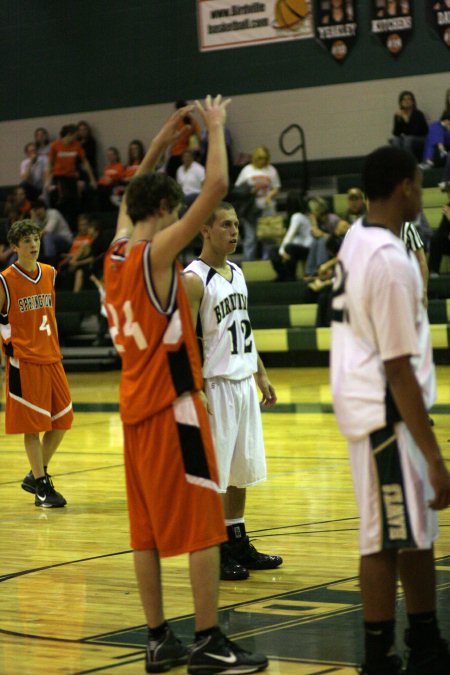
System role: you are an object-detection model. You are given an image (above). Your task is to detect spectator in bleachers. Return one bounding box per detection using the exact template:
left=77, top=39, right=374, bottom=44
left=166, top=100, right=201, bottom=178
left=341, top=187, right=366, bottom=223
left=20, top=142, right=48, bottom=201
left=419, top=113, right=450, bottom=171
left=33, top=127, right=51, bottom=156
left=45, top=124, right=97, bottom=231
left=234, top=145, right=281, bottom=261
left=428, top=182, right=450, bottom=275
left=97, top=147, right=125, bottom=210
left=390, top=91, right=428, bottom=161
left=176, top=149, right=205, bottom=208
left=123, top=139, right=145, bottom=181
left=5, top=187, right=31, bottom=219
left=307, top=221, right=351, bottom=326
left=199, top=125, right=234, bottom=181
left=0, top=220, right=13, bottom=271
left=110, top=139, right=145, bottom=207
left=303, top=197, right=340, bottom=279
left=77, top=120, right=98, bottom=178
left=57, top=213, right=94, bottom=290
left=60, top=219, right=110, bottom=293
left=269, top=191, right=312, bottom=281
left=30, top=199, right=72, bottom=265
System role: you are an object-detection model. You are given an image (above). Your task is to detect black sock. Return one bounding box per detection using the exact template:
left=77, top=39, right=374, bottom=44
left=364, top=620, right=395, bottom=664
left=226, top=521, right=246, bottom=544
left=195, top=625, right=220, bottom=642
left=407, top=611, right=440, bottom=650
left=148, top=620, right=168, bottom=641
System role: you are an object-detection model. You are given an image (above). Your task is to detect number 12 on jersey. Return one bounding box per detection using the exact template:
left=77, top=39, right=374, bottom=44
left=227, top=319, right=253, bottom=354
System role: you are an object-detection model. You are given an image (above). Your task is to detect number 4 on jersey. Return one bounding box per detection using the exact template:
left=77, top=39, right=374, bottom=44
left=39, top=314, right=51, bottom=336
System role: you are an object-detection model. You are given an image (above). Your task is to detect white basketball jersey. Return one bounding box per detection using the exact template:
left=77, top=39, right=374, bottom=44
left=184, top=259, right=257, bottom=380
left=330, top=218, right=435, bottom=441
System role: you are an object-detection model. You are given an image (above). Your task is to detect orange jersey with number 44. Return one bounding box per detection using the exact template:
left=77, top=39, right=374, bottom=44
left=104, top=239, right=203, bottom=425
left=0, top=263, right=62, bottom=364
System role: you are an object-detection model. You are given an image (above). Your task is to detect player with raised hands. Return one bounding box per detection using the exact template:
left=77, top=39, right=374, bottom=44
left=104, top=96, right=269, bottom=674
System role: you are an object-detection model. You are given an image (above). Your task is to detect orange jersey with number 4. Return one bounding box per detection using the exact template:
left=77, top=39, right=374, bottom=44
left=104, top=239, right=203, bottom=425
left=0, top=263, right=61, bottom=363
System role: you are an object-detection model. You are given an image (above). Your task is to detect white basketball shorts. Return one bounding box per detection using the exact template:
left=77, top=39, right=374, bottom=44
left=349, top=421, right=438, bottom=556
left=204, top=375, right=267, bottom=492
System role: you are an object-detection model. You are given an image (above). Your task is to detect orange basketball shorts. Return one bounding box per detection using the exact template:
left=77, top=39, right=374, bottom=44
left=5, top=357, right=73, bottom=434
left=123, top=391, right=226, bottom=556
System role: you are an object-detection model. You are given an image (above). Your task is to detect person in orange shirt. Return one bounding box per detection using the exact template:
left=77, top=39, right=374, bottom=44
left=104, top=97, right=268, bottom=674
left=0, top=220, right=73, bottom=508
left=110, top=140, right=145, bottom=207
left=97, top=147, right=125, bottom=210
left=45, top=124, right=97, bottom=230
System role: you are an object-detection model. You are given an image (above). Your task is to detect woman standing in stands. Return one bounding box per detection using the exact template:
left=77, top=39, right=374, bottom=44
left=234, top=145, right=281, bottom=261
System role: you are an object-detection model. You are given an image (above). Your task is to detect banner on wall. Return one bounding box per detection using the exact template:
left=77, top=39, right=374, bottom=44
left=314, top=1, right=358, bottom=61
left=370, top=1, right=413, bottom=55
left=426, top=0, right=450, bottom=48
left=197, top=0, right=314, bottom=51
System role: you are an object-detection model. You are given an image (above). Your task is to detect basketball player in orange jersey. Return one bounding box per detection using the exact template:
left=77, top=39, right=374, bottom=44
left=0, top=220, right=73, bottom=508
left=103, top=97, right=268, bottom=674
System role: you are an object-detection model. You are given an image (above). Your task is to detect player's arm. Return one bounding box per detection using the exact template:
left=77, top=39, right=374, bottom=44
left=0, top=279, right=6, bottom=314
left=384, top=356, right=450, bottom=510
left=151, top=95, right=230, bottom=269
left=182, top=271, right=204, bottom=329
left=112, top=104, right=195, bottom=243
left=255, top=353, right=277, bottom=408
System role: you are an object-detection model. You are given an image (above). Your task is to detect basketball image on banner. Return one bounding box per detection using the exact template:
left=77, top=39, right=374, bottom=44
left=314, top=0, right=358, bottom=61
left=426, top=0, right=450, bottom=48
left=371, top=0, right=413, bottom=55
left=274, top=0, right=309, bottom=29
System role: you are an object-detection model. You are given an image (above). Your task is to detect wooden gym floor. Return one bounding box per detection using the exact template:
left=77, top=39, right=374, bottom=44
left=0, top=366, right=449, bottom=674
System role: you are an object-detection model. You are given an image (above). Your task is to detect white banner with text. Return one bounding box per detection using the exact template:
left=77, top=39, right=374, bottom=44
left=197, top=0, right=314, bottom=51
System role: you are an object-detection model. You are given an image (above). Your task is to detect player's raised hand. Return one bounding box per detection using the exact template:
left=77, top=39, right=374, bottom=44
left=195, top=94, right=231, bottom=130
left=153, top=104, right=195, bottom=149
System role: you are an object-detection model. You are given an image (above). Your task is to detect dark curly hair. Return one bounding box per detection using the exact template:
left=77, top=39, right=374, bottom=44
left=362, top=146, right=417, bottom=201
left=126, top=173, right=183, bottom=224
left=7, top=220, right=42, bottom=246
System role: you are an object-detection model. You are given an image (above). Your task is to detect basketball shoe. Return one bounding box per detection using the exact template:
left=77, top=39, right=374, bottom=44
left=21, top=470, right=37, bottom=494
left=359, top=654, right=403, bottom=674
left=220, top=543, right=249, bottom=581
left=145, top=626, right=188, bottom=673
left=404, top=631, right=450, bottom=674
left=35, top=477, right=67, bottom=508
left=227, top=536, right=282, bottom=570
left=188, top=627, right=268, bottom=673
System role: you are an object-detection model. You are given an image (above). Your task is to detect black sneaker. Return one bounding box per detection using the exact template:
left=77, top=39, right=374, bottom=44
left=188, top=628, right=268, bottom=673
left=359, top=654, right=403, bottom=674
left=220, top=544, right=249, bottom=581
left=35, top=477, right=67, bottom=508
left=145, top=626, right=188, bottom=673
left=21, top=470, right=36, bottom=494
left=228, top=536, right=282, bottom=571
left=405, top=633, right=450, bottom=674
